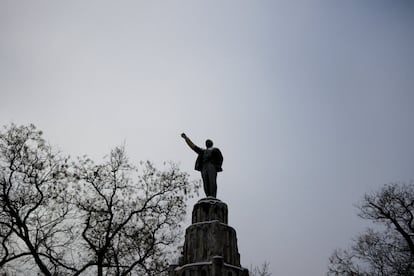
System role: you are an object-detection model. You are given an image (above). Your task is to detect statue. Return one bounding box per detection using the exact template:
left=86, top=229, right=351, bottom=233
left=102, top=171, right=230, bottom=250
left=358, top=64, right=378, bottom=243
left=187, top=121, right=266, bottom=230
left=181, top=133, right=223, bottom=198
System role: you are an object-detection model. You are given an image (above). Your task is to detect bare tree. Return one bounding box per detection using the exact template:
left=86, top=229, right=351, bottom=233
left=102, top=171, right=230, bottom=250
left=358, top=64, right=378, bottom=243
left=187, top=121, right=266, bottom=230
left=328, top=183, right=414, bottom=275
left=0, top=124, right=198, bottom=276
left=72, top=147, right=198, bottom=276
left=251, top=261, right=271, bottom=276
left=0, top=124, right=74, bottom=275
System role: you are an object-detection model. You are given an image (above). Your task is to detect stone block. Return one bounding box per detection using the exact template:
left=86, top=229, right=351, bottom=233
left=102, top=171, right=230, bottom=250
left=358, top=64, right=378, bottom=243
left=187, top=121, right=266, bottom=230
left=192, top=197, right=228, bottom=224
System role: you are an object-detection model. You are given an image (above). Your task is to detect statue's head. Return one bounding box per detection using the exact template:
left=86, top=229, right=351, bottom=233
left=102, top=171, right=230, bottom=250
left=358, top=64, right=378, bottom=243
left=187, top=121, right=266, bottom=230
left=205, top=139, right=213, bottom=148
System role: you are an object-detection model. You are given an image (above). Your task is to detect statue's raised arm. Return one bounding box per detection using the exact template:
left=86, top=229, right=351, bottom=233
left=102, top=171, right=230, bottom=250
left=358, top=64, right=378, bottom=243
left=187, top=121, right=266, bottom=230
left=181, top=133, right=199, bottom=153
left=181, top=133, right=223, bottom=198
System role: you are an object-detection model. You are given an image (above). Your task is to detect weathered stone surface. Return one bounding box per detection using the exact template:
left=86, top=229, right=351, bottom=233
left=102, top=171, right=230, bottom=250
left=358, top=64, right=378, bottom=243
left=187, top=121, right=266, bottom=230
left=169, top=259, right=249, bottom=276
left=192, top=197, right=228, bottom=224
left=169, top=198, right=249, bottom=276
left=181, top=220, right=240, bottom=266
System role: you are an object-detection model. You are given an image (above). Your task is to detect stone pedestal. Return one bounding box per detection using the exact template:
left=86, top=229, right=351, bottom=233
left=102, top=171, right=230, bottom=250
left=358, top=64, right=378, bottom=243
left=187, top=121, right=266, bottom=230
left=169, top=197, right=249, bottom=276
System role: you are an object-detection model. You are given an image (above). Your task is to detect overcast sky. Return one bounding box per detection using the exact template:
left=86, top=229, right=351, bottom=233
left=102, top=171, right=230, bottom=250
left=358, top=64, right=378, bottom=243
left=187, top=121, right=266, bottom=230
left=1, top=1, right=414, bottom=275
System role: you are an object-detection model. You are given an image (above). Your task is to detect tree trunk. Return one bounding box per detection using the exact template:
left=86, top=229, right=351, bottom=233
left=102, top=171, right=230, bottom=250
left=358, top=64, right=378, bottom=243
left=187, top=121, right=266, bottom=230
left=97, top=255, right=103, bottom=276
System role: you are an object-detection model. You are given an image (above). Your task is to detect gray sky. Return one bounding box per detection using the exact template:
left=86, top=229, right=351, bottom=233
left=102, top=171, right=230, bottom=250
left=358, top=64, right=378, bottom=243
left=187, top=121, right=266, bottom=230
left=1, top=1, right=414, bottom=275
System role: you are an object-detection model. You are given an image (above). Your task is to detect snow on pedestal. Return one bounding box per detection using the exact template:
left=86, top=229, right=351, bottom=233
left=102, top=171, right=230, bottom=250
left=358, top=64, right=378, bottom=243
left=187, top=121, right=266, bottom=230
left=169, top=197, right=249, bottom=276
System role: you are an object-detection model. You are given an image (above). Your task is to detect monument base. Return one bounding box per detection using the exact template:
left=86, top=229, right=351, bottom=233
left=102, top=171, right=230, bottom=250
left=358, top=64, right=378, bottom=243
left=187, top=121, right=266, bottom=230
left=169, top=198, right=249, bottom=276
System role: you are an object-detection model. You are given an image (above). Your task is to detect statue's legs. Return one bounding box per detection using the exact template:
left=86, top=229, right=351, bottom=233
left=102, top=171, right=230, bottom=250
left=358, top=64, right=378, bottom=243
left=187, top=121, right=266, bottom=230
left=201, top=164, right=217, bottom=197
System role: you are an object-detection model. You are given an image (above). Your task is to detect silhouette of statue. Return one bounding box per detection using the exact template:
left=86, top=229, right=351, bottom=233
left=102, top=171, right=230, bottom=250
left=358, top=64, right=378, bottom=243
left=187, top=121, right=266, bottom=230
left=181, top=133, right=223, bottom=198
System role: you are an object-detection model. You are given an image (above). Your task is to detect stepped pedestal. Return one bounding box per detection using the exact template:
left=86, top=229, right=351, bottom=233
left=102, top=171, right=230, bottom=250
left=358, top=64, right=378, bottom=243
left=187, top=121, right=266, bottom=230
left=169, top=197, right=249, bottom=276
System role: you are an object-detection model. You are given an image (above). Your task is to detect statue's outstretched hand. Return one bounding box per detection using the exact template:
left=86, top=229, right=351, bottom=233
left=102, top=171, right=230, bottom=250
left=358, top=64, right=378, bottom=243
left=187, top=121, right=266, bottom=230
left=181, top=133, right=197, bottom=151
